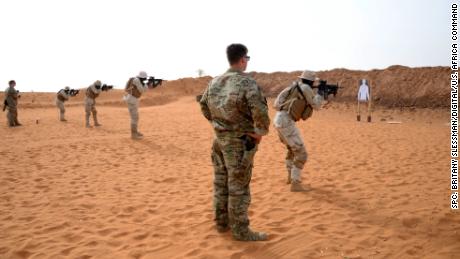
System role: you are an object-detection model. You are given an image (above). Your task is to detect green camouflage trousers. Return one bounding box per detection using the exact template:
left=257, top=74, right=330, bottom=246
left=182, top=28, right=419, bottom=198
left=6, top=105, right=18, bottom=126
left=211, top=134, right=258, bottom=239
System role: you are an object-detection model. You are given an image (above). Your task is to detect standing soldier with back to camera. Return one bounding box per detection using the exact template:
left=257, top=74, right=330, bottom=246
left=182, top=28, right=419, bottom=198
left=84, top=80, right=103, bottom=128
left=3, top=80, right=22, bottom=127
left=273, top=70, right=327, bottom=192
left=55, top=86, right=75, bottom=122
left=124, top=71, right=149, bottom=139
left=199, top=43, right=270, bottom=241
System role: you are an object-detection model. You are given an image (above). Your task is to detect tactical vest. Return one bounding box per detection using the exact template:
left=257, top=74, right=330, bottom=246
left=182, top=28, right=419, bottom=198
left=125, top=78, right=142, bottom=98
left=57, top=90, right=66, bottom=102
left=282, top=83, right=313, bottom=121
left=86, top=87, right=100, bottom=99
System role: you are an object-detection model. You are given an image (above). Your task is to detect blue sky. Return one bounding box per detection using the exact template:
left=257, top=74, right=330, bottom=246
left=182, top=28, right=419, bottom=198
left=0, top=0, right=452, bottom=92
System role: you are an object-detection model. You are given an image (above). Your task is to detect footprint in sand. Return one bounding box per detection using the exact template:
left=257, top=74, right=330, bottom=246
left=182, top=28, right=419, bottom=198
left=133, top=232, right=150, bottom=241
left=97, top=228, right=117, bottom=237
left=401, top=217, right=420, bottom=228
left=60, top=246, right=76, bottom=256
left=12, top=250, right=32, bottom=259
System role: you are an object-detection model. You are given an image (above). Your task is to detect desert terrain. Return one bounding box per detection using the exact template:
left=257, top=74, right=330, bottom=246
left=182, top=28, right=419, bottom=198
left=0, top=66, right=458, bottom=259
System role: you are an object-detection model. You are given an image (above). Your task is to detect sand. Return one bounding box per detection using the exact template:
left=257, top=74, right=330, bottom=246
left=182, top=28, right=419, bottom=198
left=0, top=92, right=457, bottom=259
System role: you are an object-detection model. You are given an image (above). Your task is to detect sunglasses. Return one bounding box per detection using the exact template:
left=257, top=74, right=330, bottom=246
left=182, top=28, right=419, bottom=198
left=245, top=56, right=251, bottom=61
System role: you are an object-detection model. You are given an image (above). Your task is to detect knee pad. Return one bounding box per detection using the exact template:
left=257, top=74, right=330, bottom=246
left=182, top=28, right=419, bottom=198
left=293, top=146, right=307, bottom=169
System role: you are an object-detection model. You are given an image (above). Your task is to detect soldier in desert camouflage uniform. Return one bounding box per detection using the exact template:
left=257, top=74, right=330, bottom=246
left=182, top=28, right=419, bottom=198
left=200, top=44, right=270, bottom=241
left=56, top=86, right=70, bottom=122
left=84, top=80, right=103, bottom=128
left=273, top=70, right=326, bottom=192
left=124, top=71, right=149, bottom=139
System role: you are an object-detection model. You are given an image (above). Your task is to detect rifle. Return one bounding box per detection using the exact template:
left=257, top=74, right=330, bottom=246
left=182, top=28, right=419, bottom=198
left=147, top=77, right=165, bottom=88
left=64, top=89, right=80, bottom=96
left=311, top=80, right=344, bottom=100
left=69, top=89, right=79, bottom=96
left=101, top=84, right=113, bottom=91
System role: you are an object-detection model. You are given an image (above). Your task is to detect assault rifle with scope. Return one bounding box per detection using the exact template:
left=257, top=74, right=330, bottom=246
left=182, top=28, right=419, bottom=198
left=145, top=76, right=165, bottom=88
left=64, top=89, right=80, bottom=96
left=95, top=84, right=113, bottom=91
left=311, top=80, right=343, bottom=100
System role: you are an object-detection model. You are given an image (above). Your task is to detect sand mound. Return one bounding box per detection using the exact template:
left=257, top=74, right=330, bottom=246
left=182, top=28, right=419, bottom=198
left=150, top=66, right=450, bottom=108
left=15, top=66, right=449, bottom=109
left=251, top=66, right=450, bottom=108
left=17, top=77, right=213, bottom=109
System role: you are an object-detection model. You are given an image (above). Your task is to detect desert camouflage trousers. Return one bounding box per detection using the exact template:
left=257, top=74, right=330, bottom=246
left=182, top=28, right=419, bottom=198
left=274, top=111, right=307, bottom=182
left=84, top=97, right=98, bottom=125
left=211, top=133, right=258, bottom=239
left=125, top=94, right=139, bottom=126
left=56, top=99, right=66, bottom=121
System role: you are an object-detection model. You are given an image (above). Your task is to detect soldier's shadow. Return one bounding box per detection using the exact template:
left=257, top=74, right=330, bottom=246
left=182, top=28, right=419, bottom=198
left=131, top=137, right=163, bottom=150
left=306, top=185, right=409, bottom=234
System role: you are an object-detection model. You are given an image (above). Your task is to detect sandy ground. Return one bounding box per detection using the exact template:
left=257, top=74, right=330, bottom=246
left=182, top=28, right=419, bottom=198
left=0, top=97, right=458, bottom=259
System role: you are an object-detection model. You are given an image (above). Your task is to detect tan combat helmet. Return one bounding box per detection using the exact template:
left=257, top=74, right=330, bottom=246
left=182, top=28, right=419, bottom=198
left=137, top=71, right=148, bottom=78
left=94, top=80, right=102, bottom=86
left=298, top=70, right=319, bottom=81
left=64, top=86, right=70, bottom=90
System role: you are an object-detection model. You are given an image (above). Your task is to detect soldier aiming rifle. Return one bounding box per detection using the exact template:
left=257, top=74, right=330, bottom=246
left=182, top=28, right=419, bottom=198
left=124, top=72, right=164, bottom=139
left=56, top=86, right=79, bottom=122
left=84, top=80, right=112, bottom=127
left=273, top=71, right=341, bottom=192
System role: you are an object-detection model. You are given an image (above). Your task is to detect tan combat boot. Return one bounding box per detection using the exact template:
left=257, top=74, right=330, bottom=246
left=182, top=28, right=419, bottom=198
left=59, top=112, right=66, bottom=122
left=234, top=229, right=268, bottom=241
left=216, top=224, right=230, bottom=233
left=14, top=118, right=22, bottom=126
left=131, top=124, right=143, bottom=140
left=93, top=113, right=101, bottom=127
left=290, top=180, right=311, bottom=192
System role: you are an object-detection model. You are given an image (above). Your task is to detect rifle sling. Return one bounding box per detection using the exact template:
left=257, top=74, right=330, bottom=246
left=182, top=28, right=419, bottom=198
left=295, top=82, right=309, bottom=104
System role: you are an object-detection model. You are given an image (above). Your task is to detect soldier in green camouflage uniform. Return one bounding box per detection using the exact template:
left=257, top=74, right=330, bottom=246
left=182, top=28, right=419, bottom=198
left=4, top=80, right=21, bottom=127
left=199, top=44, right=270, bottom=241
